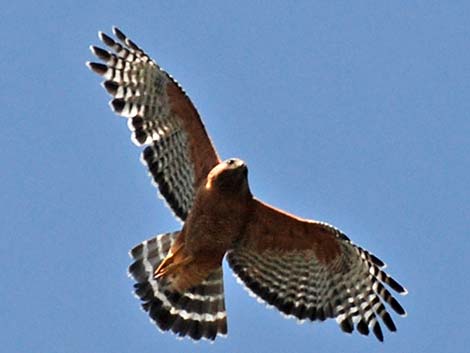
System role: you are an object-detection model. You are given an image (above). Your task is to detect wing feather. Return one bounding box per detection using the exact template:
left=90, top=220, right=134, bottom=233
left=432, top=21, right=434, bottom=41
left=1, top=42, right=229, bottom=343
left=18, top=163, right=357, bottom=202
left=88, top=27, right=220, bottom=220
left=228, top=199, right=407, bottom=341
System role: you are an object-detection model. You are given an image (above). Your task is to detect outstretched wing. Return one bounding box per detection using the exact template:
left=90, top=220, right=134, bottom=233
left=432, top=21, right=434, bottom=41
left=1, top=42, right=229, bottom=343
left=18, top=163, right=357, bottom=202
left=88, top=27, right=220, bottom=220
left=228, top=199, right=407, bottom=341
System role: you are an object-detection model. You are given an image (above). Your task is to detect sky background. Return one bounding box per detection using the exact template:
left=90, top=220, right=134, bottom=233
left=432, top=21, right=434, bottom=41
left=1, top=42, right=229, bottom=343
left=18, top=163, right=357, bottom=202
left=1, top=1, right=469, bottom=353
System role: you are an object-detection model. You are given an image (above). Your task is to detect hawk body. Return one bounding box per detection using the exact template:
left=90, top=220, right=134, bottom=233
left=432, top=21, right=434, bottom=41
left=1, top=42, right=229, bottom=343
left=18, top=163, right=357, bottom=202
left=156, top=158, right=252, bottom=293
left=88, top=27, right=407, bottom=342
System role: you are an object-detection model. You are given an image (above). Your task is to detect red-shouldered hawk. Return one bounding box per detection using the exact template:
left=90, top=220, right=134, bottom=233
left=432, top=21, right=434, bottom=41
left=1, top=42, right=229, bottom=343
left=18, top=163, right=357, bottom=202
left=87, top=27, right=407, bottom=342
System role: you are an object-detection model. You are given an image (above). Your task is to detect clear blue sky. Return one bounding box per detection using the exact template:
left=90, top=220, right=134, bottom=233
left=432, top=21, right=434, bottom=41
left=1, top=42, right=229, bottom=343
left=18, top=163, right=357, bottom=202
left=1, top=1, right=469, bottom=352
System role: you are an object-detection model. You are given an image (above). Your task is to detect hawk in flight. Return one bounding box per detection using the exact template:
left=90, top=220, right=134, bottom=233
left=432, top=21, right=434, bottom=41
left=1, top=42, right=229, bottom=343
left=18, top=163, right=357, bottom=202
left=88, top=27, right=407, bottom=342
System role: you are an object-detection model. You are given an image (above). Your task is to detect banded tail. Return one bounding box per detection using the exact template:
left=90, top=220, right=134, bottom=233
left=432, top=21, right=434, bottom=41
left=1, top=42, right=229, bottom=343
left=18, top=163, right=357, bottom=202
left=128, top=232, right=227, bottom=340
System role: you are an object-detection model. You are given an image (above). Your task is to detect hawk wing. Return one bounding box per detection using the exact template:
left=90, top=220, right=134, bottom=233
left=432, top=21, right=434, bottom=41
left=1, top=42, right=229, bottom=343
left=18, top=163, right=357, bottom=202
left=88, top=27, right=220, bottom=220
left=227, top=199, right=407, bottom=341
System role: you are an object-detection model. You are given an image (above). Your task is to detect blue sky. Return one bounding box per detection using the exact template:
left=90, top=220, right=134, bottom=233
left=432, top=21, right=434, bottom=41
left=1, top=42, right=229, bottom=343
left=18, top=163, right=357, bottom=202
left=1, top=1, right=469, bottom=352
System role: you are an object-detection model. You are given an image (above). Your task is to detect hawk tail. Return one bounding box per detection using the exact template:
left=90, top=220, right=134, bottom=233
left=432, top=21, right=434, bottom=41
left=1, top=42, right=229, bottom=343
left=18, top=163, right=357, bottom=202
left=128, top=232, right=227, bottom=340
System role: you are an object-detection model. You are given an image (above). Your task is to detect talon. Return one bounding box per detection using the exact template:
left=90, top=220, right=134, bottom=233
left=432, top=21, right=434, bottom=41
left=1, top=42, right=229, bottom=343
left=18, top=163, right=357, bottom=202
left=154, top=245, right=195, bottom=280
left=154, top=263, right=174, bottom=278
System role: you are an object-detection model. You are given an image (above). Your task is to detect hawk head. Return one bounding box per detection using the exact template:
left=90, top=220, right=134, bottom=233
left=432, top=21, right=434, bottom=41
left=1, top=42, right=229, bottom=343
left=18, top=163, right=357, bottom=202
left=205, top=158, right=250, bottom=195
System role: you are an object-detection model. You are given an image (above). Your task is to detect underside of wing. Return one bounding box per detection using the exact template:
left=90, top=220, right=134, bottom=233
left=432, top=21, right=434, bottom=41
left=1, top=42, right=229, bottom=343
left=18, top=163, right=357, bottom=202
left=88, top=27, right=220, bottom=220
left=228, top=199, right=407, bottom=341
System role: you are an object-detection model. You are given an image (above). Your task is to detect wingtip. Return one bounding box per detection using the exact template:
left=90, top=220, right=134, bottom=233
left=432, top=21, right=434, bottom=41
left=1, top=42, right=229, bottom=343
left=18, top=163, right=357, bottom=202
left=90, top=45, right=111, bottom=61
left=99, top=31, right=115, bottom=46
left=339, top=318, right=354, bottom=334
left=113, top=26, right=125, bottom=40
left=109, top=98, right=125, bottom=114
left=389, top=296, right=407, bottom=317
left=394, top=281, right=408, bottom=296
left=87, top=62, right=108, bottom=75
left=102, top=80, right=119, bottom=95
left=370, top=253, right=386, bottom=268
left=373, top=323, right=384, bottom=342
left=356, top=319, right=370, bottom=336
left=112, top=26, right=140, bottom=50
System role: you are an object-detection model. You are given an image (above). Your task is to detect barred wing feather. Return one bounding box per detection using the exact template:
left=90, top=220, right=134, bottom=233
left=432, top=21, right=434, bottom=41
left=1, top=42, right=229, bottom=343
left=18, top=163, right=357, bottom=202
left=87, top=27, right=220, bottom=220
left=228, top=199, right=407, bottom=341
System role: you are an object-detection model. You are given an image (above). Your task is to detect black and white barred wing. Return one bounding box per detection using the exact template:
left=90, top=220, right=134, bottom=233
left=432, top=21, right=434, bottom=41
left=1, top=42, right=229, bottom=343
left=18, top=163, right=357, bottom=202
left=87, top=27, right=220, bottom=220
left=129, top=232, right=227, bottom=340
left=228, top=199, right=407, bottom=341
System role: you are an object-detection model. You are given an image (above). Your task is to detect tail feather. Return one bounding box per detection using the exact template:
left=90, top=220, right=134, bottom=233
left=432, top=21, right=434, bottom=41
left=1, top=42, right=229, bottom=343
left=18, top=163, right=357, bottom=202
left=129, top=232, right=227, bottom=340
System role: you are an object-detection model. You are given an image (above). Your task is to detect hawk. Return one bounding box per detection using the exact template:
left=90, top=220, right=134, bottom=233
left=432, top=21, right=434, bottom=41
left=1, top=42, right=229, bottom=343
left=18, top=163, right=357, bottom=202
left=87, top=27, right=407, bottom=342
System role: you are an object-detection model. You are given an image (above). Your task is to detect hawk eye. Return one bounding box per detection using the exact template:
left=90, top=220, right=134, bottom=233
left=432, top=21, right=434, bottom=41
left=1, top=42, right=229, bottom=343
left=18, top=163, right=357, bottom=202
left=227, top=159, right=235, bottom=165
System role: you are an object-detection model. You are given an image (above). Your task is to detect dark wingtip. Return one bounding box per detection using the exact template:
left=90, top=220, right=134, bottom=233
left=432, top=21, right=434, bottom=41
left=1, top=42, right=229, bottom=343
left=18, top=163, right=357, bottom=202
left=87, top=62, right=108, bottom=76
left=388, top=276, right=407, bottom=294
left=110, top=98, right=125, bottom=113
left=99, top=31, right=115, bottom=47
left=389, top=297, right=407, bottom=316
left=370, top=253, right=385, bottom=267
left=356, top=319, right=369, bottom=336
left=382, top=312, right=397, bottom=332
left=373, top=323, right=384, bottom=342
left=112, top=26, right=125, bottom=40
left=339, top=318, right=354, bottom=333
left=113, top=26, right=140, bottom=50
left=90, top=46, right=111, bottom=61
left=103, top=80, right=119, bottom=95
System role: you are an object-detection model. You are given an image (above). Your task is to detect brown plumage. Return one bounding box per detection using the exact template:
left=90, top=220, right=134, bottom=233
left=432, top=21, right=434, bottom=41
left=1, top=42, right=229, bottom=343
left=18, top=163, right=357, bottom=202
left=88, top=27, right=407, bottom=342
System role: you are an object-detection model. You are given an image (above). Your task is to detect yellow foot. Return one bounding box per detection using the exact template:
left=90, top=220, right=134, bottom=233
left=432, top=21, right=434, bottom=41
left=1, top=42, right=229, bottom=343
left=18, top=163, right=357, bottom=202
left=154, top=251, right=194, bottom=280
